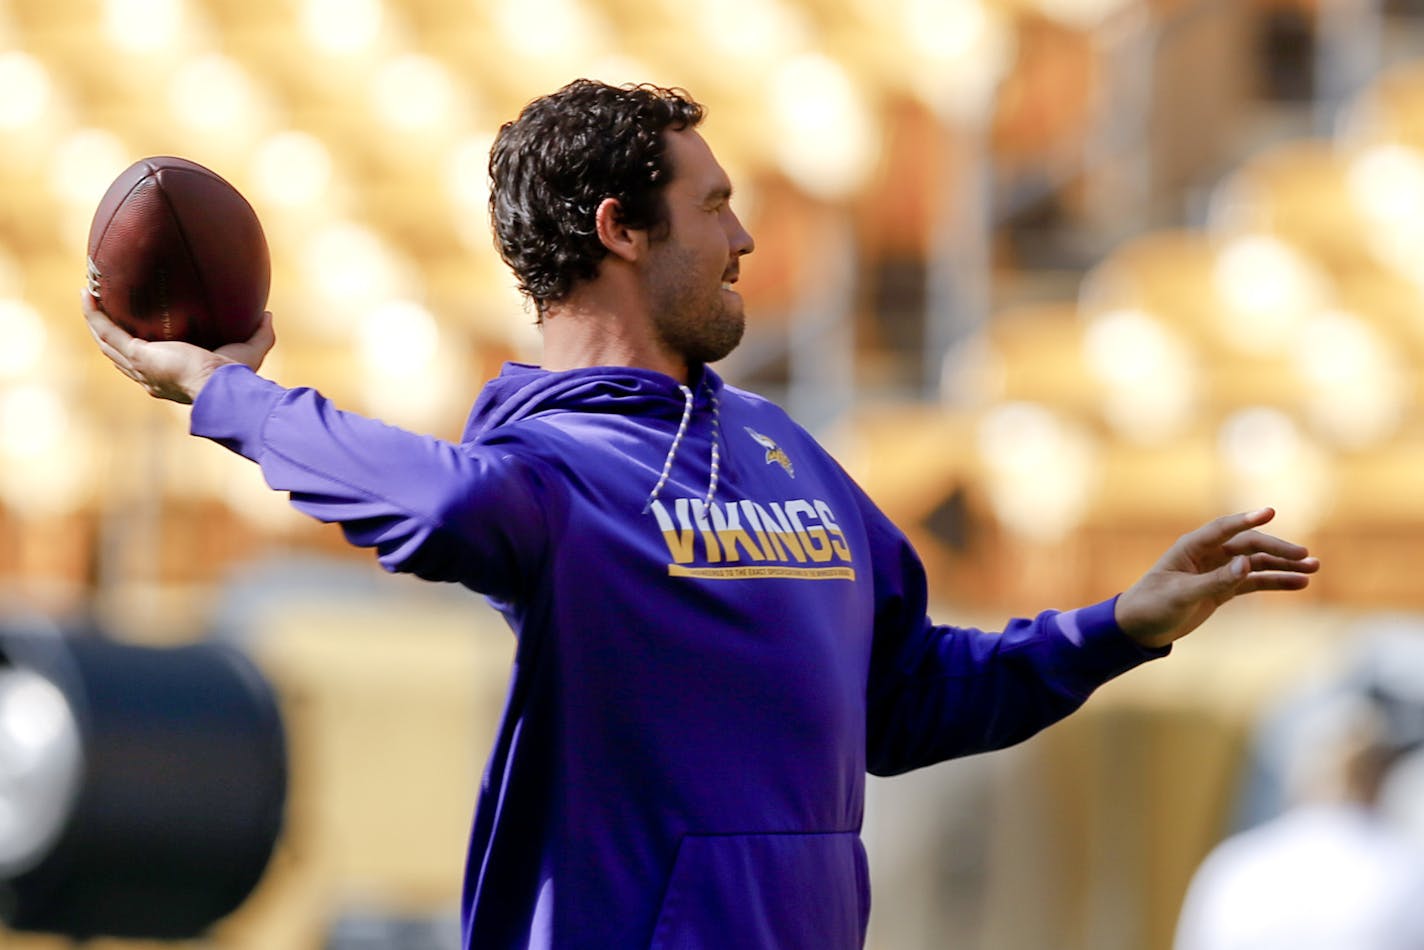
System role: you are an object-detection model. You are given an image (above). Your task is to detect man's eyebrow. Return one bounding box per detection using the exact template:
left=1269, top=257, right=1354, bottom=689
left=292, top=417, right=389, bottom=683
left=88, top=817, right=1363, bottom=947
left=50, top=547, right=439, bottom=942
left=704, top=184, right=733, bottom=204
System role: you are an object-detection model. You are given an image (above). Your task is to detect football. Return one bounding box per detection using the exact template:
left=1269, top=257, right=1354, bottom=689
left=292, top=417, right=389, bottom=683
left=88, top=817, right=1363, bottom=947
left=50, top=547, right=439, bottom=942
left=86, top=156, right=270, bottom=350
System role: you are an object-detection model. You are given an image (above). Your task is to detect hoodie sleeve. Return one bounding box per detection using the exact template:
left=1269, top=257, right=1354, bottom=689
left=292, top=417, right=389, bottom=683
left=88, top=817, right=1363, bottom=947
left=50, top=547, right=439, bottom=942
left=860, top=494, right=1168, bottom=777
left=190, top=363, right=552, bottom=600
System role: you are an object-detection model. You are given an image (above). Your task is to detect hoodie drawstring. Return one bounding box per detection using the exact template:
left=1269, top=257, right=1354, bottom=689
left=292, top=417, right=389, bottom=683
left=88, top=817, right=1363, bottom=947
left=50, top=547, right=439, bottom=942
left=643, top=382, right=721, bottom=513
left=705, top=390, right=721, bottom=506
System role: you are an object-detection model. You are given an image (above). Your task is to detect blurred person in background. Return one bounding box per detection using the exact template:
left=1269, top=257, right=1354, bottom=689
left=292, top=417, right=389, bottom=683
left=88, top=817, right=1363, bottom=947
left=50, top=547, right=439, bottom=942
left=1174, top=622, right=1424, bottom=950
left=82, top=80, right=1318, bottom=949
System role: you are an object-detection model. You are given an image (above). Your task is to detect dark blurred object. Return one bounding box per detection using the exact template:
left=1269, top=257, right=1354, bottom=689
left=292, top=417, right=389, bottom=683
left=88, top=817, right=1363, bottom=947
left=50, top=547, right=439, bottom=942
left=1258, top=4, right=1315, bottom=101
left=1356, top=638, right=1424, bottom=760
left=0, top=623, right=286, bottom=940
left=1232, top=614, right=1424, bottom=831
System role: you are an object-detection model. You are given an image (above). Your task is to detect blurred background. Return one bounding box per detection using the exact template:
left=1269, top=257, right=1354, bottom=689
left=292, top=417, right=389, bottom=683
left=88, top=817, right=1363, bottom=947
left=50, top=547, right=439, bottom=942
left=3, top=0, right=1424, bottom=947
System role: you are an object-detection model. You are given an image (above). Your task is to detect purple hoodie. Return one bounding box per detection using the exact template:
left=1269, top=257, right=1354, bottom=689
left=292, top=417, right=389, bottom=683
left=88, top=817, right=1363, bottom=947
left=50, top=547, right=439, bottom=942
left=190, top=360, right=1165, bottom=949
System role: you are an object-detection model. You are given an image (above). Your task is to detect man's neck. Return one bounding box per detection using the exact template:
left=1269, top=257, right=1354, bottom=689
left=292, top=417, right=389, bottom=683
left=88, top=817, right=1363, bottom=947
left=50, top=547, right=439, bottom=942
left=539, top=291, right=688, bottom=383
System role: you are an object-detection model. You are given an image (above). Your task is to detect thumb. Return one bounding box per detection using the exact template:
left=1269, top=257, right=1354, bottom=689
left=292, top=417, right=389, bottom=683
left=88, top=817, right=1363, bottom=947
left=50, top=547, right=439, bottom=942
left=1179, top=554, right=1250, bottom=612
left=1215, top=554, right=1250, bottom=593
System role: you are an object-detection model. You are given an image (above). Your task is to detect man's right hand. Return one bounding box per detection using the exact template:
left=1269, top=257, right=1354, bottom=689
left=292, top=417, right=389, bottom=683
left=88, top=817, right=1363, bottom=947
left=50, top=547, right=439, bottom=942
left=82, top=288, right=275, bottom=405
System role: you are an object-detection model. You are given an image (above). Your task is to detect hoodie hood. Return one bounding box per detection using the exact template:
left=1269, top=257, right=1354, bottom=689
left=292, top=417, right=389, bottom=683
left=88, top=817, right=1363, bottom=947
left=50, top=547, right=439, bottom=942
left=462, top=362, right=724, bottom=443
left=463, top=362, right=726, bottom=510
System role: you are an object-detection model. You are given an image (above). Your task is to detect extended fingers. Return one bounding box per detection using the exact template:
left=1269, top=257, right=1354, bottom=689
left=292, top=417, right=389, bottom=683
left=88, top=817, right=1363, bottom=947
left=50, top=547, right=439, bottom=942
left=1227, top=547, right=1320, bottom=597
left=1185, top=508, right=1277, bottom=551
left=1240, top=551, right=1320, bottom=574
left=1222, top=530, right=1312, bottom=562
left=1186, top=508, right=1314, bottom=564
left=1234, top=570, right=1315, bottom=594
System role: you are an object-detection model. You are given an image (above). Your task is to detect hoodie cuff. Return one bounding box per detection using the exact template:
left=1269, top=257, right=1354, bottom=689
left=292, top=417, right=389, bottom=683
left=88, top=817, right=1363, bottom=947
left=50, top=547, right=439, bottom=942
left=189, top=363, right=288, bottom=462
left=1053, top=595, right=1171, bottom=684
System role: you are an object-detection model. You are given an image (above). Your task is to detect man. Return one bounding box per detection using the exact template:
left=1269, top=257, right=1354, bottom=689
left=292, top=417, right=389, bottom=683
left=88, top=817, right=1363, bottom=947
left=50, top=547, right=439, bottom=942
left=84, top=80, right=1318, bottom=949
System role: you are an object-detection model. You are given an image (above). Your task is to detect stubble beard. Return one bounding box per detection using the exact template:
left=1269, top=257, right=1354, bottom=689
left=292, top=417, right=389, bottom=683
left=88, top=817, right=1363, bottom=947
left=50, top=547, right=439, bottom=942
left=659, top=297, right=744, bottom=366
left=648, top=249, right=746, bottom=366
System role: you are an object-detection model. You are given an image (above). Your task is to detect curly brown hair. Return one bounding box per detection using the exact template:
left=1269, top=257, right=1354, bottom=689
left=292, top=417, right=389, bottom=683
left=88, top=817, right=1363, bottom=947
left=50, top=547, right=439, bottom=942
left=488, top=80, right=705, bottom=318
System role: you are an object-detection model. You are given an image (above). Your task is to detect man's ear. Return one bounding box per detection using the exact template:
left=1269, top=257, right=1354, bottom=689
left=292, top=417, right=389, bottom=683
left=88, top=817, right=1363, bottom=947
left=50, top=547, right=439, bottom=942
left=595, top=197, right=646, bottom=263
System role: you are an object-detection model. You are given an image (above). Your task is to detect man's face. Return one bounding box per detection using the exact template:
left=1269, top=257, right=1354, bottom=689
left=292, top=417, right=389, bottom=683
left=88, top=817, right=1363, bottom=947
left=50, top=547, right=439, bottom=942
left=644, top=128, right=756, bottom=366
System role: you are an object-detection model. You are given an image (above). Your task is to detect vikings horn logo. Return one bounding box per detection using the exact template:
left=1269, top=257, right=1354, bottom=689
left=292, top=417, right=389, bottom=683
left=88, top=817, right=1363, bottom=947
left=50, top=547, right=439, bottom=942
left=745, top=427, right=795, bottom=477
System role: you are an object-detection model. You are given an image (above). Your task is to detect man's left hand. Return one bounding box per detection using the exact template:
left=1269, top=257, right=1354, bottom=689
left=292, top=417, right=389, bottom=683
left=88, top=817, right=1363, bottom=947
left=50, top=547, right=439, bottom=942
left=1115, top=507, right=1319, bottom=649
